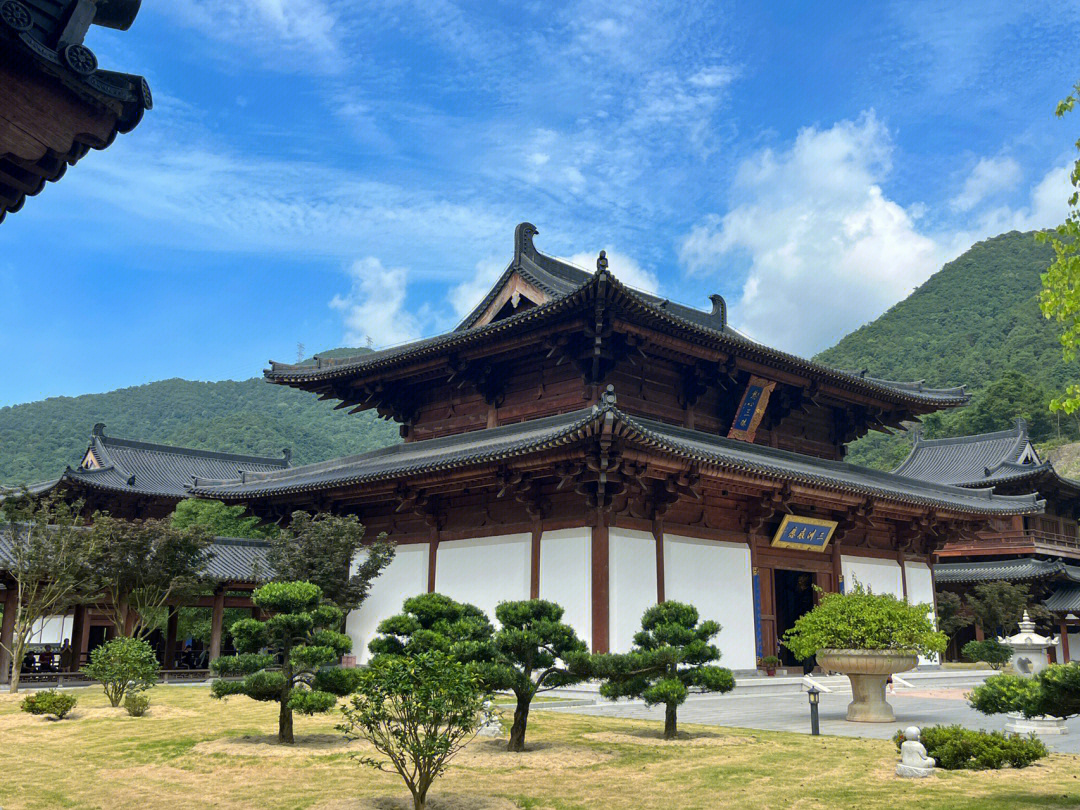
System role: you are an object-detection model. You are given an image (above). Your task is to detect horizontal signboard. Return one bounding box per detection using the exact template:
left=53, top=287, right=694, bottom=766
left=770, top=515, right=838, bottom=552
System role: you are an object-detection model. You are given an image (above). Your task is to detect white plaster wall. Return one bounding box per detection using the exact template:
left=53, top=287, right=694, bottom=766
left=345, top=543, right=429, bottom=664
left=841, top=556, right=904, bottom=598
left=29, top=615, right=71, bottom=645
left=609, top=528, right=658, bottom=653
left=906, top=561, right=939, bottom=665
left=539, top=527, right=592, bottom=650
left=664, top=536, right=756, bottom=670
left=435, top=534, right=531, bottom=626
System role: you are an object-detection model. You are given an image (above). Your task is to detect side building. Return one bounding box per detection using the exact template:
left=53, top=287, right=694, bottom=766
left=189, top=223, right=1041, bottom=670
left=899, top=420, right=1080, bottom=662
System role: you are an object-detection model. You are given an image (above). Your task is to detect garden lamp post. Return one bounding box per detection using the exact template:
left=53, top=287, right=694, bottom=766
left=807, top=686, right=820, bottom=736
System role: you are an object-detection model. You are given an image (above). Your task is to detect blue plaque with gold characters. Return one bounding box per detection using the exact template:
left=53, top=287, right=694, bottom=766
left=727, top=375, right=776, bottom=442
left=770, top=515, right=837, bottom=552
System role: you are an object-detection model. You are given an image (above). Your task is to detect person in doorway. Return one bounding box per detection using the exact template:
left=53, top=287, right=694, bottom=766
left=38, top=644, right=55, bottom=673
left=794, top=574, right=817, bottom=675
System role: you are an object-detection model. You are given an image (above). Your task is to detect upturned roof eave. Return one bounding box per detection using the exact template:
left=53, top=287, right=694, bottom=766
left=190, top=402, right=1038, bottom=517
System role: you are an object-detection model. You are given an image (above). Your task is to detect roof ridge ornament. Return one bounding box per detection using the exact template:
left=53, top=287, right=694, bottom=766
left=92, top=422, right=106, bottom=437
left=596, top=250, right=609, bottom=274
left=601, top=384, right=617, bottom=407
left=708, top=293, right=727, bottom=328
left=514, top=222, right=538, bottom=264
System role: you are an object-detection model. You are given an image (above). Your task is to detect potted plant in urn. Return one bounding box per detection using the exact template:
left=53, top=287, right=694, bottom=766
left=761, top=655, right=781, bottom=676
left=782, top=583, right=946, bottom=722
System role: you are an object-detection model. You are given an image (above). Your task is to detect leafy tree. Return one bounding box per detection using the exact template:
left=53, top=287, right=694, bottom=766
left=953, top=371, right=1053, bottom=441
left=82, top=636, right=159, bottom=707
left=268, top=511, right=394, bottom=614
left=782, top=583, right=947, bottom=659
left=210, top=581, right=357, bottom=744
left=86, top=514, right=212, bottom=638
left=0, top=494, right=96, bottom=693
left=592, top=601, right=735, bottom=739
left=935, top=590, right=972, bottom=639
left=965, top=581, right=1053, bottom=637
left=961, top=638, right=1012, bottom=669
left=339, top=651, right=487, bottom=810
left=369, top=592, right=498, bottom=665
left=484, top=600, right=589, bottom=752
left=171, top=498, right=276, bottom=538
left=1038, top=80, right=1080, bottom=414
left=971, top=662, right=1080, bottom=721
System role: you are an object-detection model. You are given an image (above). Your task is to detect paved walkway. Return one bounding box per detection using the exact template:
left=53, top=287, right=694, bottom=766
left=545, top=683, right=1080, bottom=753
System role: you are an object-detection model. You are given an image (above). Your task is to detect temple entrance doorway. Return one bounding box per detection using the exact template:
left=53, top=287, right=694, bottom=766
left=774, top=569, right=816, bottom=668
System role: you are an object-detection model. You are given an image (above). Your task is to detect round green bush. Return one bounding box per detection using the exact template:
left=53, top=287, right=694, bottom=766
left=783, top=582, right=947, bottom=659
left=892, top=724, right=1047, bottom=770
left=82, top=637, right=160, bottom=707
left=21, top=690, right=77, bottom=720
left=124, top=691, right=150, bottom=717
left=961, top=639, right=1012, bottom=669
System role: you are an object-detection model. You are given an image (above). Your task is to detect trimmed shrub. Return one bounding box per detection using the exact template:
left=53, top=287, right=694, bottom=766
left=892, top=725, right=1047, bottom=770
left=124, top=691, right=150, bottom=717
left=783, top=582, right=946, bottom=659
left=21, top=690, right=77, bottom=720
left=961, top=639, right=1011, bottom=669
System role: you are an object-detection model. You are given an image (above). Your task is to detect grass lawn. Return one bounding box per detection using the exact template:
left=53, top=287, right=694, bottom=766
left=0, top=685, right=1077, bottom=810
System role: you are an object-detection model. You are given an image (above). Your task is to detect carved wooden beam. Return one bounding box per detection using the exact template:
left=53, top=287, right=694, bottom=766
left=743, top=485, right=792, bottom=533
left=834, top=498, right=876, bottom=545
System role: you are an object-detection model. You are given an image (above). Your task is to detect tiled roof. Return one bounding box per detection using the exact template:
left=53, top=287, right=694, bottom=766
left=264, top=224, right=969, bottom=411
left=934, top=557, right=1080, bottom=584
left=0, top=525, right=270, bottom=583
left=9, top=424, right=291, bottom=500
left=1045, top=584, right=1080, bottom=613
left=191, top=395, right=1041, bottom=516
left=892, top=419, right=1080, bottom=498
left=1, top=0, right=152, bottom=223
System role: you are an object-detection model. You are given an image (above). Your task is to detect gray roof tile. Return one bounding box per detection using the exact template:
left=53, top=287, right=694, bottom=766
left=191, top=399, right=1041, bottom=516
left=934, top=557, right=1080, bottom=584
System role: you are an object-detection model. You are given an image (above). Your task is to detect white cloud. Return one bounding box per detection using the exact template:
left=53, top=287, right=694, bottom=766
left=449, top=257, right=507, bottom=321
left=679, top=112, right=943, bottom=355
left=166, top=1, right=343, bottom=72
left=950, top=156, right=1022, bottom=212
left=330, top=258, right=422, bottom=348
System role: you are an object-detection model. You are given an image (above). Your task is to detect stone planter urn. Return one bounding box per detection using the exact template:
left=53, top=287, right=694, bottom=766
left=816, top=649, right=918, bottom=722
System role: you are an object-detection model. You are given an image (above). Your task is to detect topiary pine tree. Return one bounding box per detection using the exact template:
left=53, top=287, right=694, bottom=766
left=210, top=581, right=359, bottom=744
left=484, top=599, right=590, bottom=752
left=592, top=601, right=735, bottom=739
left=970, top=661, right=1080, bottom=722
left=368, top=592, right=498, bottom=665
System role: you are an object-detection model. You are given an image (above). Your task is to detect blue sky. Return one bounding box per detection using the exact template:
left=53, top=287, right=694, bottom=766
left=1, top=1, right=1078, bottom=407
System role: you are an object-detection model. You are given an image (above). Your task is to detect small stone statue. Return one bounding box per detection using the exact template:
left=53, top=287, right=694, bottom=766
left=597, top=250, right=608, bottom=273
left=475, top=700, right=504, bottom=738
left=896, top=726, right=935, bottom=778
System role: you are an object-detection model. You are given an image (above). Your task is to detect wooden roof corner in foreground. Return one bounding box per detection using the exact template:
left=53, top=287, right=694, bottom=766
left=0, top=0, right=151, bottom=223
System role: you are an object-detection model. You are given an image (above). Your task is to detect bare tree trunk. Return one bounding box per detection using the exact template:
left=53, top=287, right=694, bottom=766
left=279, top=698, right=294, bottom=744
left=664, top=703, right=677, bottom=740
left=508, top=694, right=531, bottom=752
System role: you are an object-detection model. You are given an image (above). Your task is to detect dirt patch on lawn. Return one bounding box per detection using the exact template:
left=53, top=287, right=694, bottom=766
left=195, top=734, right=611, bottom=769
left=582, top=729, right=755, bottom=747
left=319, top=795, right=518, bottom=810
left=194, top=733, right=360, bottom=757
left=454, top=737, right=613, bottom=769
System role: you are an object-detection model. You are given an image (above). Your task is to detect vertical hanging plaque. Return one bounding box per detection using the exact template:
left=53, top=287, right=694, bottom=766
left=727, top=375, right=776, bottom=442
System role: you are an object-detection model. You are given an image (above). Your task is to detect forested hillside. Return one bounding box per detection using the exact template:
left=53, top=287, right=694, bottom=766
left=0, top=351, right=400, bottom=486
left=815, top=231, right=1080, bottom=469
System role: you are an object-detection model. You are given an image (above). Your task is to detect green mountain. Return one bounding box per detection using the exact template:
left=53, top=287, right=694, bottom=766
left=815, top=230, right=1080, bottom=469
left=0, top=352, right=401, bottom=486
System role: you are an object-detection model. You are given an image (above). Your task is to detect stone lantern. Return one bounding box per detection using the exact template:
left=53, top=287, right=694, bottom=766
left=1000, top=611, right=1066, bottom=735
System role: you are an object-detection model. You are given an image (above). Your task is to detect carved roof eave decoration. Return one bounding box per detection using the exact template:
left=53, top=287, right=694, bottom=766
left=265, top=232, right=968, bottom=415
left=188, top=394, right=1041, bottom=519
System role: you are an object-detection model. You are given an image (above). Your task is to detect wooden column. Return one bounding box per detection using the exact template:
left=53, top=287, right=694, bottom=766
left=68, top=605, right=86, bottom=671
left=652, top=517, right=665, bottom=603
left=831, top=542, right=843, bottom=593
left=1061, top=619, right=1072, bottom=663
left=209, top=588, right=226, bottom=663
left=529, top=523, right=542, bottom=600
left=897, top=550, right=909, bottom=601
left=427, top=529, right=439, bottom=593
left=591, top=518, right=610, bottom=653
left=0, top=586, right=17, bottom=684
left=975, top=623, right=985, bottom=641
left=164, top=608, right=179, bottom=669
